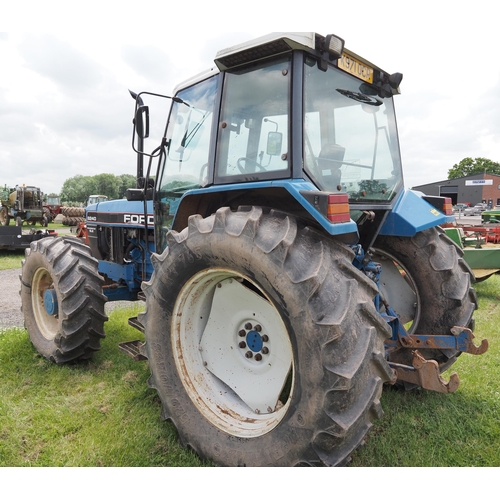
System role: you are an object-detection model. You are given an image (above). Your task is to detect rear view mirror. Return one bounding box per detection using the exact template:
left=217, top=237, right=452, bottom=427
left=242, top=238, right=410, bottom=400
left=135, top=105, right=150, bottom=139
left=267, top=131, right=282, bottom=156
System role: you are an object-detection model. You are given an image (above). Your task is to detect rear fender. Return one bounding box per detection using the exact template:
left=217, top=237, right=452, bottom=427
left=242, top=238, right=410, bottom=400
left=379, top=189, right=454, bottom=237
left=170, top=181, right=358, bottom=239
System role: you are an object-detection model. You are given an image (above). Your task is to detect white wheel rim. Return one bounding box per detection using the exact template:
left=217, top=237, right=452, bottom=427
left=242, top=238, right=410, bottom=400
left=31, top=267, right=59, bottom=341
left=373, top=248, right=420, bottom=332
left=172, top=268, right=294, bottom=438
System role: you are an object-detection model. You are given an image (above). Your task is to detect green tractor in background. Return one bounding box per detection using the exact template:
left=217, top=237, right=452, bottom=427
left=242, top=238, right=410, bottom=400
left=0, top=185, right=48, bottom=227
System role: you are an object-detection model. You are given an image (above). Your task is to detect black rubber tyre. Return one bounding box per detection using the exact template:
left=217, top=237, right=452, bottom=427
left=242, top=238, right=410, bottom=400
left=373, top=226, right=477, bottom=373
left=140, top=207, right=394, bottom=466
left=0, top=206, right=10, bottom=226
left=20, top=236, right=108, bottom=363
left=43, top=207, right=53, bottom=223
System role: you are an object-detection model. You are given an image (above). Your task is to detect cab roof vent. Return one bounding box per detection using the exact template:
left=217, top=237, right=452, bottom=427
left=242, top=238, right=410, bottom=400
left=215, top=38, right=293, bottom=71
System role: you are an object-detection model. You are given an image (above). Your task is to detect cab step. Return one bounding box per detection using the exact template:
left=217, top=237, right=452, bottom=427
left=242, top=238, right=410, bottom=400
left=118, top=340, right=147, bottom=361
left=128, top=315, right=144, bottom=333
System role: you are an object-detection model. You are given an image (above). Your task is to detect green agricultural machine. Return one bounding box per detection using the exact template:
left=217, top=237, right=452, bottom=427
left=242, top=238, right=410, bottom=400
left=0, top=185, right=48, bottom=227
left=444, top=226, right=500, bottom=281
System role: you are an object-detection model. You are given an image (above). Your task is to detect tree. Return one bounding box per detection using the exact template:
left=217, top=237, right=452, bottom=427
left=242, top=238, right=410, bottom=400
left=60, top=174, right=137, bottom=204
left=60, top=175, right=92, bottom=204
left=448, top=157, right=500, bottom=179
left=93, top=173, right=120, bottom=200
left=117, top=174, right=137, bottom=199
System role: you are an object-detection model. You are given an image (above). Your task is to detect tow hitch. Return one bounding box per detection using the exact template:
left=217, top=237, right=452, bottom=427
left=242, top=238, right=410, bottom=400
left=354, top=248, right=489, bottom=393
left=389, top=351, right=460, bottom=394
left=384, top=304, right=488, bottom=393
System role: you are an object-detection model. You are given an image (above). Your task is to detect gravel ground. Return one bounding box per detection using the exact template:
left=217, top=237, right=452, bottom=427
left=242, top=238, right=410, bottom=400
left=0, top=268, right=23, bottom=329
left=0, top=266, right=137, bottom=331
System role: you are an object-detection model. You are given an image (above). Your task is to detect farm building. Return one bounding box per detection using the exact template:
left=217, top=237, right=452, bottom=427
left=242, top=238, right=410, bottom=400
left=412, top=173, right=500, bottom=208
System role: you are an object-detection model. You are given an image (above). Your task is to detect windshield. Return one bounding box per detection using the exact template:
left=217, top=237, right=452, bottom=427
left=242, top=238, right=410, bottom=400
left=160, top=76, right=217, bottom=190
left=303, top=58, right=403, bottom=203
left=155, top=75, right=218, bottom=250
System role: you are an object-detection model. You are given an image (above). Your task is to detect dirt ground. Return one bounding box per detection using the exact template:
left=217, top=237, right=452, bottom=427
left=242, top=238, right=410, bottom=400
left=0, top=227, right=72, bottom=330
left=0, top=268, right=24, bottom=329
left=0, top=266, right=136, bottom=331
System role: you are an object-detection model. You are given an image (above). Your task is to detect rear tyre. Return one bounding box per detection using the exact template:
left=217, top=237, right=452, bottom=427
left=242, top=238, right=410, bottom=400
left=20, top=237, right=108, bottom=363
left=141, top=207, right=393, bottom=466
left=373, top=226, right=477, bottom=374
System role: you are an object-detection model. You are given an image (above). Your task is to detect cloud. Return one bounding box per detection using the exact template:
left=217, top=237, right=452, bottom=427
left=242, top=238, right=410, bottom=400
left=1, top=21, right=499, bottom=200
left=18, top=34, right=106, bottom=95
left=396, top=67, right=500, bottom=189
left=121, top=44, right=172, bottom=86
left=0, top=34, right=138, bottom=195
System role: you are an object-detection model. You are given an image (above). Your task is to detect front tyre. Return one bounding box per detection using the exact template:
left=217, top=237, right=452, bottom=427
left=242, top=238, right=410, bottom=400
left=141, top=207, right=394, bottom=466
left=20, top=237, right=108, bottom=363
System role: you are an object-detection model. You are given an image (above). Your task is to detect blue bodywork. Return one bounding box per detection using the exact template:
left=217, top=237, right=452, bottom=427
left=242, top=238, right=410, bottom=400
left=85, top=199, right=154, bottom=302
left=379, top=189, right=454, bottom=236
left=178, top=181, right=452, bottom=237
left=85, top=183, right=451, bottom=304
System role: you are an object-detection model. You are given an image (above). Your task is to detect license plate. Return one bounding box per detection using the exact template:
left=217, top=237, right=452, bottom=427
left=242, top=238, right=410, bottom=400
left=338, top=54, right=374, bottom=83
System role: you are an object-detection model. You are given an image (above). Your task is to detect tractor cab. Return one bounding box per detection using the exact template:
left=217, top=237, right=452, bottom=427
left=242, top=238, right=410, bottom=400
left=129, top=32, right=439, bottom=254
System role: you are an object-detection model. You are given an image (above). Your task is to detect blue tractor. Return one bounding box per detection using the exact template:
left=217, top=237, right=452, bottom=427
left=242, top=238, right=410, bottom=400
left=21, top=32, right=487, bottom=466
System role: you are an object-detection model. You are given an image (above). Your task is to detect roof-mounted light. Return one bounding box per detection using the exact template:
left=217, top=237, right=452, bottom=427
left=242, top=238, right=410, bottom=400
left=323, top=34, right=345, bottom=59
left=318, top=34, right=345, bottom=71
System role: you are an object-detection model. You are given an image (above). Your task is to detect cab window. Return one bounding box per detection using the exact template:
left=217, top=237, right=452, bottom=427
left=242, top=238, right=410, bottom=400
left=216, top=58, right=290, bottom=180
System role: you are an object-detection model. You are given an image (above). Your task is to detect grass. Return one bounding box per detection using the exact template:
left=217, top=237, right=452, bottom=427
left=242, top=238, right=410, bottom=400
left=0, top=224, right=72, bottom=270
left=0, top=249, right=498, bottom=466
left=351, top=275, right=500, bottom=467
left=0, top=305, right=206, bottom=467
left=0, top=250, right=25, bottom=270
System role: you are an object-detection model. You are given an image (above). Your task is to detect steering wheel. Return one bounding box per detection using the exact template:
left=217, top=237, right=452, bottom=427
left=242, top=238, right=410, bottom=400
left=237, top=157, right=266, bottom=174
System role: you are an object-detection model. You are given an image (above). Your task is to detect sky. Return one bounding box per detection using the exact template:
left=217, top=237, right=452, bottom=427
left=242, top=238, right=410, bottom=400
left=1, top=1, right=499, bottom=197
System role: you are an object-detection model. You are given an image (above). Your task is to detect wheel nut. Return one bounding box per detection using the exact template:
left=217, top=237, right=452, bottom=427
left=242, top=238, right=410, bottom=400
left=254, top=324, right=262, bottom=332
left=239, top=341, right=246, bottom=349
left=245, top=322, right=252, bottom=330
left=238, top=329, right=246, bottom=337
left=245, top=351, right=253, bottom=359
left=261, top=334, right=269, bottom=342
left=255, top=353, right=262, bottom=361
left=262, top=347, right=269, bottom=355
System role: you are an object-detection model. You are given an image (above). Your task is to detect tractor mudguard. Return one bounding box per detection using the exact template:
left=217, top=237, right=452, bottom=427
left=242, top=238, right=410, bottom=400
left=172, top=180, right=359, bottom=237
left=379, top=189, right=454, bottom=237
